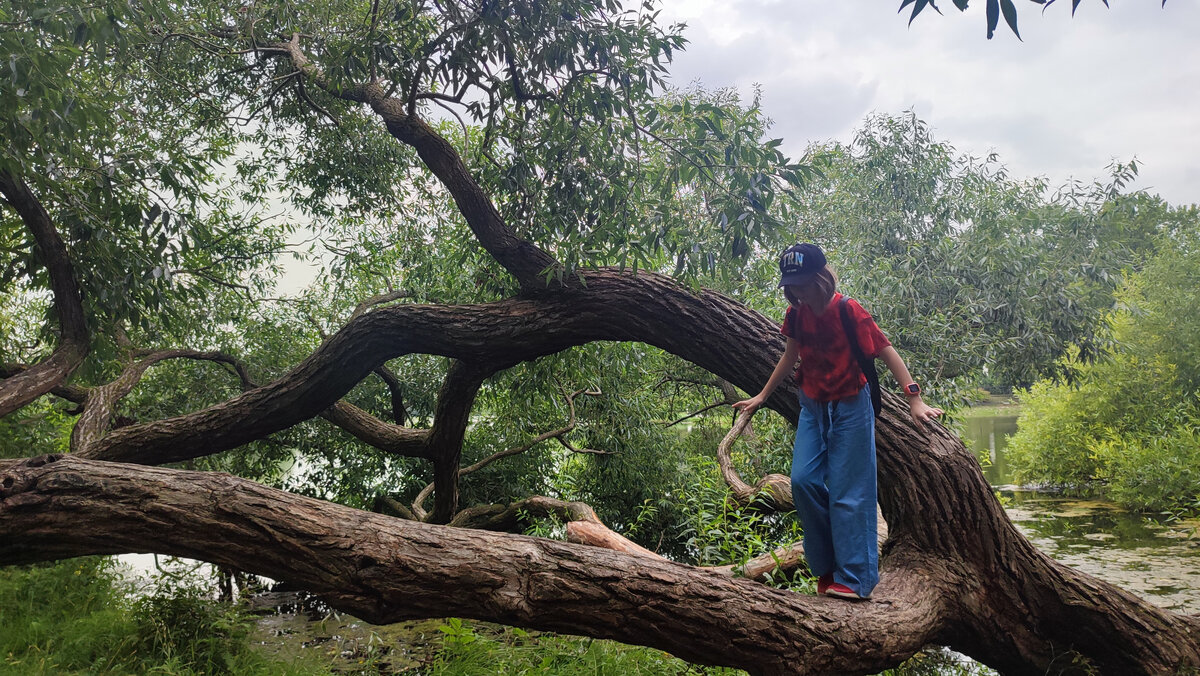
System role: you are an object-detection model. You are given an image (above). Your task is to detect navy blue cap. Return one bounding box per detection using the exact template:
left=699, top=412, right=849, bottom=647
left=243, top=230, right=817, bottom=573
left=777, top=243, right=826, bottom=287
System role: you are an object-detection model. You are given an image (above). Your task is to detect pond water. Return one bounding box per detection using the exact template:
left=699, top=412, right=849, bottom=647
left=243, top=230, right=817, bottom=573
left=962, top=402, right=1200, bottom=614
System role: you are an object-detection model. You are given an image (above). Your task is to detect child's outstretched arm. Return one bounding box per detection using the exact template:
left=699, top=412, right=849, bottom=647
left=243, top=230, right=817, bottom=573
left=878, top=345, right=944, bottom=425
left=732, top=337, right=801, bottom=416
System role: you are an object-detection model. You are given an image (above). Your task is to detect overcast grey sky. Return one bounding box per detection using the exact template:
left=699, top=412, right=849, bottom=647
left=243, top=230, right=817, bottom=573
left=656, top=0, right=1200, bottom=207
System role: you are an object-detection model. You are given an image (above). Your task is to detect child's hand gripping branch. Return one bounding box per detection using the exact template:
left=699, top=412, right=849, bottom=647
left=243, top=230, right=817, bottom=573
left=878, top=346, right=944, bottom=426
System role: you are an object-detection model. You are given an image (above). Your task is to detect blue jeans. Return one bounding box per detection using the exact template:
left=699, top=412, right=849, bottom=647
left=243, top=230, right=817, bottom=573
left=791, top=384, right=879, bottom=597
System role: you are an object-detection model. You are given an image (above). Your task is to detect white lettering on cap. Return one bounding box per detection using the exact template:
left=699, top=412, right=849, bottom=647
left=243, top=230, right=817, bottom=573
left=781, top=251, right=804, bottom=269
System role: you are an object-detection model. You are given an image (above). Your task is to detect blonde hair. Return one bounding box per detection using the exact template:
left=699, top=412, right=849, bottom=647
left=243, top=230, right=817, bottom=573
left=784, top=265, right=838, bottom=309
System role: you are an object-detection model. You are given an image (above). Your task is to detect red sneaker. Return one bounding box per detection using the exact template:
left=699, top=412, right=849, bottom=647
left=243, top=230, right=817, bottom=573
left=824, top=582, right=867, bottom=600
left=816, top=574, right=833, bottom=595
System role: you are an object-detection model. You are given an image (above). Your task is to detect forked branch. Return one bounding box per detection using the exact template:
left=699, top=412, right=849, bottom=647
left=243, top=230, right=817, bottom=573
left=70, top=349, right=255, bottom=455
left=410, top=385, right=604, bottom=520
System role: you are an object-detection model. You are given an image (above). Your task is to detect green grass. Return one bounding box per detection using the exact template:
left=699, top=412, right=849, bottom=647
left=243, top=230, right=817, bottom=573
left=407, top=618, right=742, bottom=675
left=0, top=559, right=994, bottom=675
left=0, top=557, right=332, bottom=675
left=403, top=619, right=993, bottom=676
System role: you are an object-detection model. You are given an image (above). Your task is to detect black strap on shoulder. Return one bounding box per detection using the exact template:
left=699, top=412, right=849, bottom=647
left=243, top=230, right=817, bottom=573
left=838, top=297, right=882, bottom=418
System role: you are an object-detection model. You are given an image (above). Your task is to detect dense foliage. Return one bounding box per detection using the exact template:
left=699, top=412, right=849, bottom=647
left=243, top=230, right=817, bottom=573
left=766, top=113, right=1178, bottom=406
left=1008, top=228, right=1200, bottom=512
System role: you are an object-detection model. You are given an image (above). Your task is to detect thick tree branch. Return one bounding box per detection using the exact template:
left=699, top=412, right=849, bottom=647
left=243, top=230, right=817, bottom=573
left=0, top=171, right=90, bottom=417
left=425, top=360, right=490, bottom=523
left=319, top=401, right=430, bottom=458
left=0, top=364, right=88, bottom=406
left=70, top=349, right=255, bottom=455
left=76, top=270, right=793, bottom=467
left=0, top=455, right=946, bottom=676
left=296, top=291, right=415, bottom=435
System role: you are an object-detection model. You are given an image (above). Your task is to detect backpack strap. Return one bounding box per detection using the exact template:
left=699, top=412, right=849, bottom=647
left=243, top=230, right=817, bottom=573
left=838, top=297, right=882, bottom=418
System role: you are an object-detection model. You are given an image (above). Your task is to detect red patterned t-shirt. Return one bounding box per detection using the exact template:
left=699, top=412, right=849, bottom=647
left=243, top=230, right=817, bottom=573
left=781, top=292, right=891, bottom=402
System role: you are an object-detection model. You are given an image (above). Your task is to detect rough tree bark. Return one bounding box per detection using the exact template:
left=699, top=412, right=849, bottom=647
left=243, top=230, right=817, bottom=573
left=73, top=272, right=791, bottom=467
left=70, top=350, right=253, bottom=455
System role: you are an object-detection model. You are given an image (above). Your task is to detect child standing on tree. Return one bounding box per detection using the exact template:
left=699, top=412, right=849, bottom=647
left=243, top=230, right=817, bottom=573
left=733, top=243, right=943, bottom=600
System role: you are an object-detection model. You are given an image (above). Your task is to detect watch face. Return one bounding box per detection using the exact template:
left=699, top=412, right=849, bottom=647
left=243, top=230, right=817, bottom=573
left=906, top=383, right=920, bottom=395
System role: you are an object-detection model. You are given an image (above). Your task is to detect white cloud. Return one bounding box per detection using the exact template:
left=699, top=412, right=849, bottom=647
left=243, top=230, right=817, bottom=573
left=657, top=0, right=1200, bottom=206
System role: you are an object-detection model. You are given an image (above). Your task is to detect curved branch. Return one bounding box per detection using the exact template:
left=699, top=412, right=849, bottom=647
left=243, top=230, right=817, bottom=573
left=294, top=292, right=412, bottom=428
left=715, top=411, right=792, bottom=510
left=70, top=349, right=253, bottom=455
left=296, top=290, right=418, bottom=441
left=77, top=269, right=794, bottom=467
left=319, top=401, right=430, bottom=458
left=425, top=360, right=491, bottom=523
left=347, top=289, right=408, bottom=323
left=0, top=171, right=90, bottom=417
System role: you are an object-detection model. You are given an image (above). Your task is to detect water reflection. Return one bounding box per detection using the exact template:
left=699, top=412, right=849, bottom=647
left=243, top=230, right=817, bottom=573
left=962, top=413, right=1018, bottom=486
left=964, top=405, right=1200, bottom=614
left=1003, top=492, right=1200, bottom=613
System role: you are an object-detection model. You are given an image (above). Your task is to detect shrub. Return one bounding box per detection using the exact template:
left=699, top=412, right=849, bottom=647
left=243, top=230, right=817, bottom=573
left=0, top=557, right=333, bottom=675
left=1092, top=416, right=1200, bottom=512
left=1008, top=230, right=1200, bottom=512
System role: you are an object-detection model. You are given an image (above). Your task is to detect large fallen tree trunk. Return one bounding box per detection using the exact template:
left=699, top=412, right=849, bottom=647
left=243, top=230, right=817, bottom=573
left=0, top=454, right=942, bottom=676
